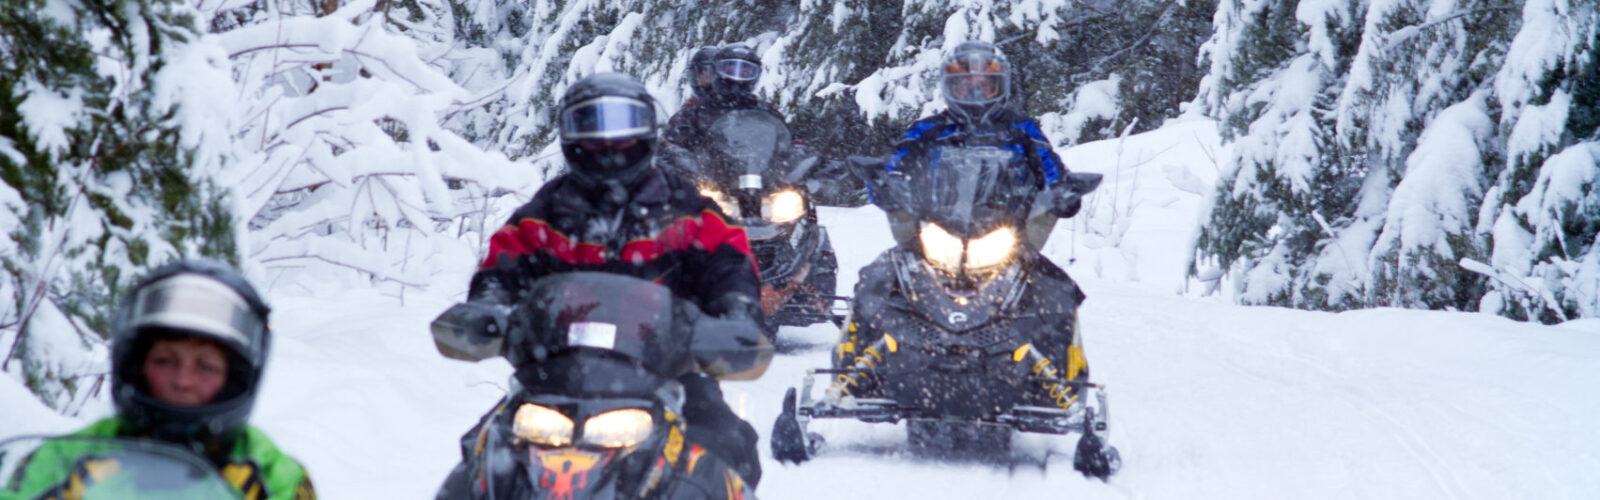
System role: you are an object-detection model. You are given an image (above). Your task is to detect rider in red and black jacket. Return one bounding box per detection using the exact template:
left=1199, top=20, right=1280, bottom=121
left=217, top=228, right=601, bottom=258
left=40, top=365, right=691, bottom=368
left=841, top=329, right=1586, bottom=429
left=461, top=72, right=767, bottom=487
left=469, top=76, right=762, bottom=320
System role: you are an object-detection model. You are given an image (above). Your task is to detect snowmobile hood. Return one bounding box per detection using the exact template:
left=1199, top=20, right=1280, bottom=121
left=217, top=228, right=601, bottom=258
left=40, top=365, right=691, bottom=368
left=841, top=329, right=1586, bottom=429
left=891, top=249, right=1029, bottom=332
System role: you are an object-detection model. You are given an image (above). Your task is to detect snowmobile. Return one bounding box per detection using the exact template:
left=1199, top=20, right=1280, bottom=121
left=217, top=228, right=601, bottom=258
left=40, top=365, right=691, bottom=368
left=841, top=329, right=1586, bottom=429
left=660, top=109, right=845, bottom=338
left=768, top=147, right=1121, bottom=478
left=0, top=435, right=241, bottom=499
left=430, top=272, right=773, bottom=500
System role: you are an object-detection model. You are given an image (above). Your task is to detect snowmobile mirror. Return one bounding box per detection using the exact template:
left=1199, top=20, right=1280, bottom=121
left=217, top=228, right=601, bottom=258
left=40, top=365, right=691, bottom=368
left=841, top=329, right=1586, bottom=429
left=783, top=155, right=821, bottom=185
left=1065, top=172, right=1104, bottom=195
left=845, top=155, right=910, bottom=212
left=689, top=316, right=774, bottom=381
left=430, top=301, right=511, bottom=361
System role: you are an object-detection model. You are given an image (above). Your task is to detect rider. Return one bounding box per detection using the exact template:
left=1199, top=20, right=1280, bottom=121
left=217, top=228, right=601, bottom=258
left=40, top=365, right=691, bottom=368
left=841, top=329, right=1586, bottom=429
left=882, top=41, right=1077, bottom=216
left=6, top=260, right=316, bottom=500
left=451, top=72, right=766, bottom=489
left=663, top=43, right=785, bottom=153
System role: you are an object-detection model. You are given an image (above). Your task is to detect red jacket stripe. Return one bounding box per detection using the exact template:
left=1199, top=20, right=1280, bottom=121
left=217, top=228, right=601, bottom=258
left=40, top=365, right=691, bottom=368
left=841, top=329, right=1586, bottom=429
left=481, top=211, right=758, bottom=278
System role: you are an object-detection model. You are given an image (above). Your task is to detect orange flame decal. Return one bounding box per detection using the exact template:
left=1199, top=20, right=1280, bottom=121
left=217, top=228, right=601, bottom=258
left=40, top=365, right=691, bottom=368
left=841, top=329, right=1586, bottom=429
left=534, top=448, right=611, bottom=500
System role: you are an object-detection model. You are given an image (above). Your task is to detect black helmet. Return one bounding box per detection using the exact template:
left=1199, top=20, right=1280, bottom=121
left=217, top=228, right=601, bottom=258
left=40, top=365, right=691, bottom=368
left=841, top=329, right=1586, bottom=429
left=688, top=47, right=719, bottom=100
left=558, top=73, right=659, bottom=187
left=711, top=44, right=761, bottom=99
left=110, top=259, right=271, bottom=449
left=940, top=41, right=1011, bottom=125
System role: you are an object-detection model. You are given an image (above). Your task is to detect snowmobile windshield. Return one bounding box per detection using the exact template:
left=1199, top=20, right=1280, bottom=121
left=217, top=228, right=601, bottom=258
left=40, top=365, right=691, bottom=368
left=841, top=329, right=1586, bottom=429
left=906, top=146, right=1032, bottom=237
left=0, top=435, right=239, bottom=500
left=706, top=109, right=792, bottom=180
left=508, top=273, right=691, bottom=378
left=559, top=96, right=655, bottom=142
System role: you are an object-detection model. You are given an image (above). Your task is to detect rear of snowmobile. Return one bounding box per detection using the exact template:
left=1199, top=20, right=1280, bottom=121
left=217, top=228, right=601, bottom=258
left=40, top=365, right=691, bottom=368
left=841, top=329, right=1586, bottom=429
left=430, top=272, right=772, bottom=499
left=768, top=147, right=1121, bottom=478
left=663, top=109, right=848, bottom=338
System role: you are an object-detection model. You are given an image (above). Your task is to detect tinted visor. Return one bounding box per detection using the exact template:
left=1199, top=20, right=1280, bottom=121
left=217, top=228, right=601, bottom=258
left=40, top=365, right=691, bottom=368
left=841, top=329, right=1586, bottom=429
left=125, top=274, right=264, bottom=357
left=716, top=59, right=761, bottom=82
left=942, top=54, right=1008, bottom=105
left=560, top=96, right=655, bottom=142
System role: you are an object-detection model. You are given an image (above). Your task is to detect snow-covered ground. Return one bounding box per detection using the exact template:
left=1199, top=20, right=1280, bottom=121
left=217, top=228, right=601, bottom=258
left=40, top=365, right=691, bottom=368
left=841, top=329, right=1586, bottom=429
left=6, top=119, right=1599, bottom=499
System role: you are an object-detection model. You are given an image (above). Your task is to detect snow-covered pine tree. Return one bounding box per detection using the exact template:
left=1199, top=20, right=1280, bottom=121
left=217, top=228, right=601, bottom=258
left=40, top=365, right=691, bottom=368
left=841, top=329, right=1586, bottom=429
left=1191, top=0, right=1368, bottom=309
left=1480, top=0, right=1599, bottom=323
left=1, top=0, right=238, bottom=411
left=1354, top=0, right=1516, bottom=311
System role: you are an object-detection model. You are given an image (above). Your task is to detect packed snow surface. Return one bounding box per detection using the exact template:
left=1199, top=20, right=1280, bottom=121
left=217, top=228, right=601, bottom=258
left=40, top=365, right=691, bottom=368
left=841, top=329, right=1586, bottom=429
left=5, top=119, right=1598, bottom=499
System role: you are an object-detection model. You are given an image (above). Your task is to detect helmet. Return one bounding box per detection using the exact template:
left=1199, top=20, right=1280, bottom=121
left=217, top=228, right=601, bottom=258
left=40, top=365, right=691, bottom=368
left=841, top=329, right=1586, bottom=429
left=688, top=47, right=719, bottom=100
left=110, top=259, right=271, bottom=448
left=558, top=73, right=659, bottom=187
left=711, top=44, right=761, bottom=99
left=940, top=41, right=1011, bottom=125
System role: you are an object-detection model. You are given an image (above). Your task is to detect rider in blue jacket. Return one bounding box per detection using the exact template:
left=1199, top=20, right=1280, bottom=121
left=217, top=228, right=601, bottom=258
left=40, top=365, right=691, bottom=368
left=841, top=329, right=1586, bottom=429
left=884, top=41, right=1074, bottom=213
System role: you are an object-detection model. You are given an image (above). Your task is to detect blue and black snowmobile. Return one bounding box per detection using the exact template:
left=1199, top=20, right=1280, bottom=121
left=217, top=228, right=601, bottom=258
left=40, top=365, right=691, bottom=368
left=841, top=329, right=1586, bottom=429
left=430, top=272, right=773, bottom=499
left=768, top=147, right=1120, bottom=478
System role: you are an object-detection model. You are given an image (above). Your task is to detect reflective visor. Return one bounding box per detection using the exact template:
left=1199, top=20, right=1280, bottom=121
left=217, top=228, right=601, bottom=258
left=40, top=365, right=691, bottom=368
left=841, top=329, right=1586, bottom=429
left=126, top=274, right=263, bottom=350
left=942, top=54, right=1007, bottom=105
left=560, top=96, right=654, bottom=142
left=715, top=59, right=761, bottom=81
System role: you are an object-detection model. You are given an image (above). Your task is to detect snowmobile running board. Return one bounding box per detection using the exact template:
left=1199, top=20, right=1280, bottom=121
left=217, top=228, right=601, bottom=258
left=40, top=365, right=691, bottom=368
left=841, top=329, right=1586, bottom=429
left=793, top=369, right=1111, bottom=436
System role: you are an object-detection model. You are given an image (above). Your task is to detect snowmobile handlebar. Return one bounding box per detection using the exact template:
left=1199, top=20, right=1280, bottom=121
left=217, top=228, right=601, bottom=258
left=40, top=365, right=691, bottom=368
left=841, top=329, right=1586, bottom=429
left=429, top=290, right=774, bottom=381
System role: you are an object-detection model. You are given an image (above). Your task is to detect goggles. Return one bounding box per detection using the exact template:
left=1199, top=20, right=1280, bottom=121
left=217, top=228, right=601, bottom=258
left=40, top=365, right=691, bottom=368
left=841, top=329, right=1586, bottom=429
left=560, top=96, right=655, bottom=142
left=942, top=54, right=1008, bottom=104
left=715, top=59, right=761, bottom=82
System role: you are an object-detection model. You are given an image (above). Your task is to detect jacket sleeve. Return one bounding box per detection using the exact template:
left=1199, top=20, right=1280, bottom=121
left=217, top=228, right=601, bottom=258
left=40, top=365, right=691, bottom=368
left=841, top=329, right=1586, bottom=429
left=467, top=194, right=565, bottom=303
left=1014, top=118, right=1067, bottom=186
left=683, top=207, right=762, bottom=316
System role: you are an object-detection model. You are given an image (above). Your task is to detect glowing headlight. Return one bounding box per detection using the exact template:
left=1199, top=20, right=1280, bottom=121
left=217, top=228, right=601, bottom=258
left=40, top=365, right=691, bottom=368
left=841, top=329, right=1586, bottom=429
left=513, top=404, right=573, bottom=447
left=918, top=224, right=1018, bottom=271
left=919, top=223, right=964, bottom=270
left=965, top=226, right=1017, bottom=269
left=700, top=188, right=740, bottom=218
left=581, top=408, right=654, bottom=448
left=762, top=190, right=806, bottom=223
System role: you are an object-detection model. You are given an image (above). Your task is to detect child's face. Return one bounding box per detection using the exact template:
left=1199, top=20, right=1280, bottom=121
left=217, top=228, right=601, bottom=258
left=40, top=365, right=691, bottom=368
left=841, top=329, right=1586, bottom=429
left=143, top=337, right=229, bottom=406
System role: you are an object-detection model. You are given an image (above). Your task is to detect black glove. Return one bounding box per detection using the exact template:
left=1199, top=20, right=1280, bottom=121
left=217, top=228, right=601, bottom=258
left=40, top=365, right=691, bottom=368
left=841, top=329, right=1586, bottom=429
left=708, top=292, right=761, bottom=321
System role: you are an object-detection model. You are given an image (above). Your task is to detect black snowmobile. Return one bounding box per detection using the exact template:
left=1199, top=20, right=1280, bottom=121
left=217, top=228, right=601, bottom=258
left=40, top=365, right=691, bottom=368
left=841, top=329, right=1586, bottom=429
left=768, top=147, right=1121, bottom=478
left=431, top=272, right=774, bottom=500
left=0, top=435, right=241, bottom=499
left=661, top=108, right=845, bottom=338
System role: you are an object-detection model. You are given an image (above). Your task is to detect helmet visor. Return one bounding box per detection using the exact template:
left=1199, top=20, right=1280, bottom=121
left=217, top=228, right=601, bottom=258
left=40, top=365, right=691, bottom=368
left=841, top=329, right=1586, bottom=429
left=125, top=274, right=264, bottom=355
left=942, top=54, right=1008, bottom=105
left=560, top=96, right=655, bottom=142
left=715, top=59, right=761, bottom=82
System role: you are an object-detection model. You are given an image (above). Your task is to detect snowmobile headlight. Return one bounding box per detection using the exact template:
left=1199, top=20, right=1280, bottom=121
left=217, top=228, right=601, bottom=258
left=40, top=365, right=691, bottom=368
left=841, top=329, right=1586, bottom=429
left=580, top=408, right=654, bottom=448
left=762, top=190, right=805, bottom=223
left=965, top=226, right=1017, bottom=270
left=919, top=223, right=964, bottom=271
left=700, top=188, right=741, bottom=218
left=513, top=404, right=574, bottom=447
